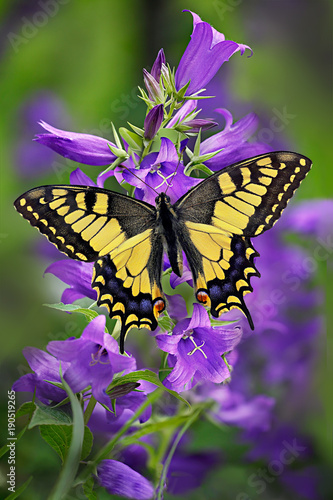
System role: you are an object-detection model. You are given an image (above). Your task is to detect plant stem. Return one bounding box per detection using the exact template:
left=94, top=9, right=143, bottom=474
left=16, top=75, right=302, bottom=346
left=73, top=388, right=163, bottom=487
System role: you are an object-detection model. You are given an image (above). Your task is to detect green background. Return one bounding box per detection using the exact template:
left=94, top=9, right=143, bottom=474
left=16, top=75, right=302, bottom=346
left=0, top=0, right=332, bottom=498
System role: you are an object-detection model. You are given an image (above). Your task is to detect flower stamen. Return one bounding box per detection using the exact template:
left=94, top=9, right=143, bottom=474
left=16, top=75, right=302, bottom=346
left=90, top=345, right=110, bottom=366
left=187, top=336, right=207, bottom=359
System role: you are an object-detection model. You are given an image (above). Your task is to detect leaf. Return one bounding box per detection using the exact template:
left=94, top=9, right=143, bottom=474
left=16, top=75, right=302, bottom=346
left=43, top=303, right=109, bottom=332
left=119, top=127, right=143, bottom=150
left=110, top=369, right=190, bottom=407
left=120, top=414, right=190, bottom=446
left=16, top=401, right=36, bottom=418
left=40, top=424, right=93, bottom=463
left=28, top=402, right=72, bottom=429
left=83, top=476, right=98, bottom=500
left=3, top=476, right=32, bottom=500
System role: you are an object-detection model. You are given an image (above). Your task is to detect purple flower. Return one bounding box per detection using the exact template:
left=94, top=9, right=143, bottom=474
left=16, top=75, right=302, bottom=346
left=151, top=48, right=166, bottom=82
left=34, top=120, right=117, bottom=166
left=97, top=460, right=154, bottom=499
left=116, top=137, right=200, bottom=205
left=144, top=104, right=164, bottom=140
left=280, top=198, right=333, bottom=240
left=13, top=347, right=69, bottom=404
left=47, top=316, right=136, bottom=407
left=15, top=91, right=71, bottom=178
left=167, top=450, right=219, bottom=495
left=207, top=385, right=275, bottom=431
left=156, top=304, right=242, bottom=392
left=175, top=11, right=251, bottom=96
left=200, top=108, right=271, bottom=171
left=45, top=259, right=96, bottom=304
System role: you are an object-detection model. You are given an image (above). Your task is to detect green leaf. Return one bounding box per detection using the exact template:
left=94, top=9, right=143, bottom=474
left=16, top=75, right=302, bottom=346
left=43, top=303, right=109, bottom=332
left=185, top=162, right=214, bottom=176
left=83, top=476, right=97, bottom=500
left=110, top=369, right=190, bottom=407
left=28, top=402, right=71, bottom=429
left=119, top=127, right=143, bottom=151
left=119, top=414, right=190, bottom=447
left=127, top=122, right=144, bottom=137
left=193, top=129, right=201, bottom=157
left=16, top=401, right=36, bottom=418
left=40, top=424, right=93, bottom=463
left=4, top=476, right=33, bottom=500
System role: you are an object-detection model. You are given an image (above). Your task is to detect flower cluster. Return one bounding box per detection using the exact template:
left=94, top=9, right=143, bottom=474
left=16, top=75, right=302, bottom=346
left=13, top=10, right=327, bottom=500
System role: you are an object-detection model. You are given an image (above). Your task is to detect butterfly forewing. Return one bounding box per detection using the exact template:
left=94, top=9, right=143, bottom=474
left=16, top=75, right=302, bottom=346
left=14, top=185, right=156, bottom=261
left=175, top=152, right=312, bottom=325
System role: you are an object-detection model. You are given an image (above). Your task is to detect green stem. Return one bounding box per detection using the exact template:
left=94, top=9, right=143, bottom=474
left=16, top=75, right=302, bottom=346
left=83, top=395, right=97, bottom=426
left=156, top=407, right=202, bottom=500
left=73, top=388, right=163, bottom=487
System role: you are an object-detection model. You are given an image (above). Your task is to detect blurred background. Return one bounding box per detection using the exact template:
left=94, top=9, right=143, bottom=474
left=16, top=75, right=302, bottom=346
left=0, top=0, right=332, bottom=499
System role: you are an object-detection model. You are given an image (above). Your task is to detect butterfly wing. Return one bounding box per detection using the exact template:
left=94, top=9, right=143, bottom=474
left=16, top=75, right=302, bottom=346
left=14, top=185, right=165, bottom=351
left=174, top=151, right=312, bottom=324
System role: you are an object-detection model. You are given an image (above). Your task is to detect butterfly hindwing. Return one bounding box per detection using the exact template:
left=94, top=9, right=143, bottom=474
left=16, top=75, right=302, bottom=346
left=177, top=220, right=259, bottom=325
left=92, top=229, right=165, bottom=352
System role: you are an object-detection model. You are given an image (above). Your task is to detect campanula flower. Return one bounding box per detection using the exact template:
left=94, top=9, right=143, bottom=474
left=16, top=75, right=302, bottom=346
left=117, top=137, right=200, bottom=205
left=151, top=48, right=166, bottom=82
left=45, top=259, right=96, bottom=304
left=97, top=460, right=154, bottom=500
left=156, top=304, right=242, bottom=393
left=200, top=108, right=270, bottom=171
left=144, top=104, right=164, bottom=140
left=34, top=120, right=117, bottom=166
left=13, top=347, right=69, bottom=404
left=175, top=11, right=251, bottom=96
left=47, top=316, right=136, bottom=407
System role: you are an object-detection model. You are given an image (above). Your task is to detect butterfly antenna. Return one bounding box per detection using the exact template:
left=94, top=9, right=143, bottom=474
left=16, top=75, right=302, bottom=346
left=118, top=161, right=159, bottom=196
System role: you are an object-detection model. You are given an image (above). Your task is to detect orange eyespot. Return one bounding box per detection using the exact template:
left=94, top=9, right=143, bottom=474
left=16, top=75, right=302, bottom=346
left=196, top=291, right=209, bottom=304
left=153, top=299, right=165, bottom=316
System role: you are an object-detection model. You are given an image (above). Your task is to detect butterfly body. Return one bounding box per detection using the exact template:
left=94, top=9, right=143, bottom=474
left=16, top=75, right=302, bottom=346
left=14, top=152, right=312, bottom=352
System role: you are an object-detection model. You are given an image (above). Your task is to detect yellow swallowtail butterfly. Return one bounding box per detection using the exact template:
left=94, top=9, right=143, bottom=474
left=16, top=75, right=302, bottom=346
left=14, top=151, right=311, bottom=352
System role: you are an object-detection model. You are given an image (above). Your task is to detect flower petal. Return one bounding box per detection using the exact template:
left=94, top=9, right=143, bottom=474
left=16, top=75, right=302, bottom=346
left=34, top=120, right=117, bottom=166
left=98, top=460, right=154, bottom=499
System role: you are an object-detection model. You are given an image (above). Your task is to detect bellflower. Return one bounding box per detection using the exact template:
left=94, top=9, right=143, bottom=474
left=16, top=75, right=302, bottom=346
left=45, top=259, right=96, bottom=304
left=175, top=11, right=251, bottom=96
left=13, top=347, right=68, bottom=404
left=200, top=108, right=271, bottom=171
left=34, top=120, right=117, bottom=166
left=156, top=304, right=242, bottom=393
left=15, top=91, right=71, bottom=177
left=144, top=104, right=164, bottom=140
left=97, top=460, right=154, bottom=500
left=47, top=316, right=136, bottom=407
left=151, top=48, right=166, bottom=82
left=206, top=385, right=275, bottom=431
left=117, top=137, right=200, bottom=205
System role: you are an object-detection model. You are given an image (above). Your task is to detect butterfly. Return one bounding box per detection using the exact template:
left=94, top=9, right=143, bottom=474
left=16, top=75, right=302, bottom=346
left=14, top=151, right=311, bottom=352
